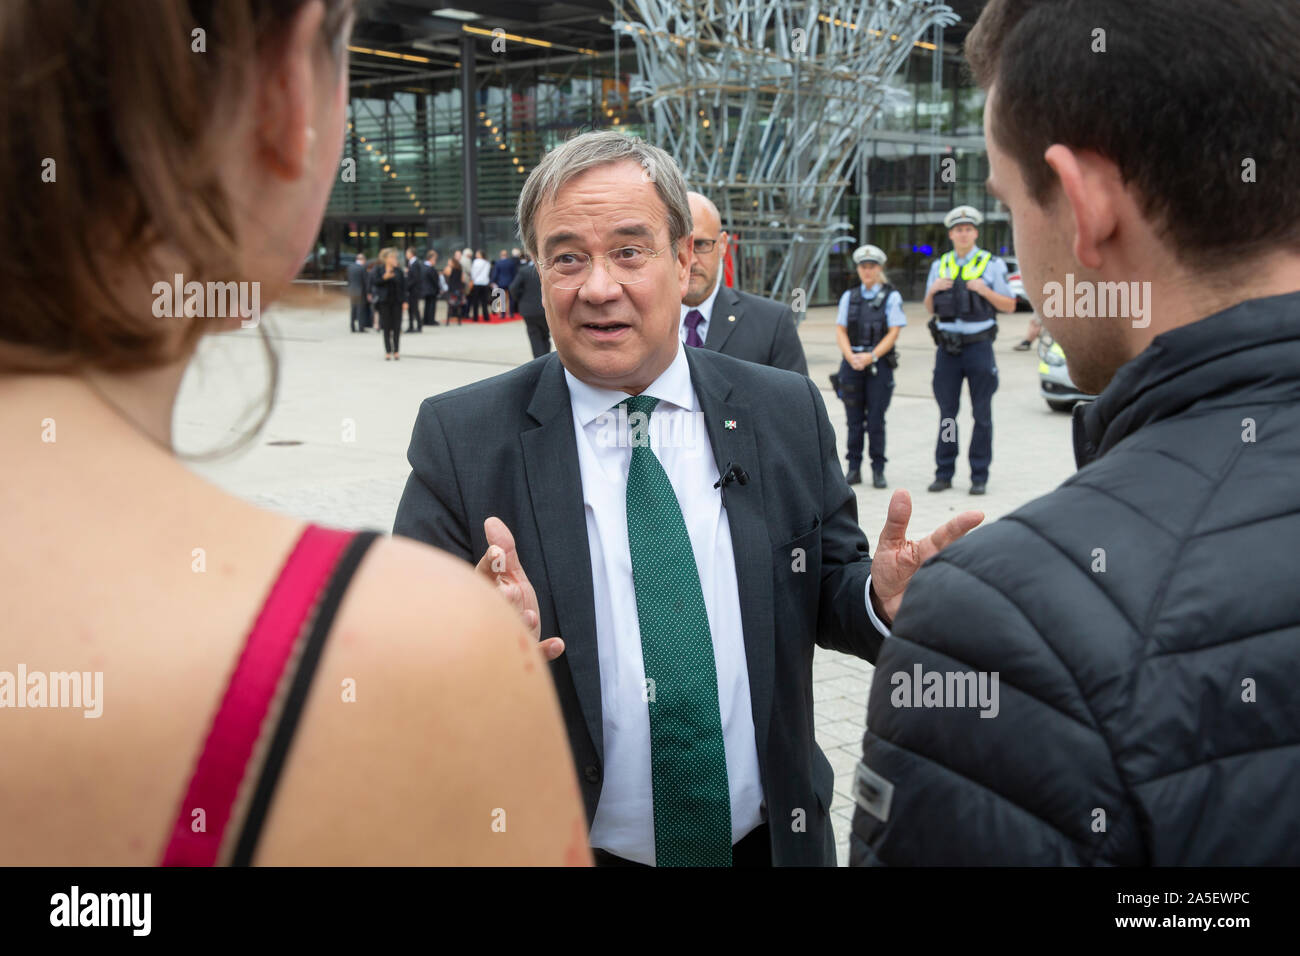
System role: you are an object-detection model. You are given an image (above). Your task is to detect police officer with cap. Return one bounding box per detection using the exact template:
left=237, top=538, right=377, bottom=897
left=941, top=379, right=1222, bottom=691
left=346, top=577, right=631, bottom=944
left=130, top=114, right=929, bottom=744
left=834, top=243, right=905, bottom=488
left=923, top=205, right=1016, bottom=495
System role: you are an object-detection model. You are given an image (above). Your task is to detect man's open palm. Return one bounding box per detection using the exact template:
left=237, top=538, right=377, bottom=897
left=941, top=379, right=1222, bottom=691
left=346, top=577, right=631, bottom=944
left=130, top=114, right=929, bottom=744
left=871, top=490, right=984, bottom=623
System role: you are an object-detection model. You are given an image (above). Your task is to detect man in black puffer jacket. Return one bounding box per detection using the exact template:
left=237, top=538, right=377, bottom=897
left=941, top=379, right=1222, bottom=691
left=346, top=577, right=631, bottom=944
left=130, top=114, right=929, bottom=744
left=852, top=0, right=1300, bottom=866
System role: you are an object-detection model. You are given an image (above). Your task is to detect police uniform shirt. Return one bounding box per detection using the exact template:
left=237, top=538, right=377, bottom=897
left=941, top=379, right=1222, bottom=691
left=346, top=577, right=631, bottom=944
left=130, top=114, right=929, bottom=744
left=836, top=282, right=907, bottom=352
left=925, top=247, right=1012, bottom=334
left=679, top=270, right=723, bottom=344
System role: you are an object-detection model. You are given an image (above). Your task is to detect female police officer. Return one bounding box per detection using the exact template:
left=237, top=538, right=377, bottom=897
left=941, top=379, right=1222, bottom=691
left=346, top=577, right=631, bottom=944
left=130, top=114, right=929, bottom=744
left=834, top=244, right=906, bottom=487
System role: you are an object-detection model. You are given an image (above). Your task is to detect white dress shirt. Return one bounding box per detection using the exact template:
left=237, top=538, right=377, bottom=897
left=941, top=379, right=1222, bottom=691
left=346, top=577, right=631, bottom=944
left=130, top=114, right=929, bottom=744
left=564, top=342, right=891, bottom=865
left=680, top=272, right=723, bottom=345
left=470, top=256, right=491, bottom=286
left=567, top=343, right=763, bottom=864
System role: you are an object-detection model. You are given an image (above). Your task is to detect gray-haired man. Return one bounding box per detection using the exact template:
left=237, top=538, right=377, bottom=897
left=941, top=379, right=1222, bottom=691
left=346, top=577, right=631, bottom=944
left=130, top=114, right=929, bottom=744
left=394, top=129, right=981, bottom=867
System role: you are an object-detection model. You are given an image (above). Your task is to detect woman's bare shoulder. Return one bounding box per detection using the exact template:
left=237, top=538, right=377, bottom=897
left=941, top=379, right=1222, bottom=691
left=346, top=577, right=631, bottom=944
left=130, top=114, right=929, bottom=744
left=253, top=533, right=589, bottom=865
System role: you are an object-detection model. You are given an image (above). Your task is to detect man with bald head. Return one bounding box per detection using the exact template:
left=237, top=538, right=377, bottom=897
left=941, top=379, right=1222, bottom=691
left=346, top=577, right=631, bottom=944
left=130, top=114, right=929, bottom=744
left=681, top=192, right=807, bottom=375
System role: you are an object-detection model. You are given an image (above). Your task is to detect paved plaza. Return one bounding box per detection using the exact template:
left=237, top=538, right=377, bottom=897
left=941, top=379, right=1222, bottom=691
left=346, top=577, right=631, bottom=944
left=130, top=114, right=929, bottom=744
left=175, top=286, right=1076, bottom=865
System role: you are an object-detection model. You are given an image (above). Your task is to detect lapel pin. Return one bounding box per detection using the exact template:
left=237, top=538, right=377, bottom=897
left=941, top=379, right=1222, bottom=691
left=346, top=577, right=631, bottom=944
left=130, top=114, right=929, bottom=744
left=723, top=419, right=737, bottom=430
left=728, top=314, right=736, bottom=322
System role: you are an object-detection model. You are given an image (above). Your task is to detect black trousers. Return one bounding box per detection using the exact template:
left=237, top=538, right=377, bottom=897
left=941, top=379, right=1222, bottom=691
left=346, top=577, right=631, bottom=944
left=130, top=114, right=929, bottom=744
left=406, top=295, right=422, bottom=331
left=468, top=285, right=490, bottom=320
left=933, top=339, right=998, bottom=482
left=840, top=358, right=895, bottom=472
left=349, top=295, right=368, bottom=332
left=423, top=294, right=439, bottom=326
left=524, top=315, right=551, bottom=358
left=592, top=823, right=772, bottom=867
left=379, top=301, right=402, bottom=353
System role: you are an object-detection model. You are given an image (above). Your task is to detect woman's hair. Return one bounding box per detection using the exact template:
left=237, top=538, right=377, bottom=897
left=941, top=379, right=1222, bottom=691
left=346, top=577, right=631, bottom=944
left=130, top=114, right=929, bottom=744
left=0, top=0, right=353, bottom=375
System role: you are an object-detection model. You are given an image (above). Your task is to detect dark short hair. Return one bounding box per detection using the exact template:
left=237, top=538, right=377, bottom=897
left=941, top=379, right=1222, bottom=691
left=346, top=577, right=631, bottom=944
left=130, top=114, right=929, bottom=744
left=966, top=0, right=1300, bottom=271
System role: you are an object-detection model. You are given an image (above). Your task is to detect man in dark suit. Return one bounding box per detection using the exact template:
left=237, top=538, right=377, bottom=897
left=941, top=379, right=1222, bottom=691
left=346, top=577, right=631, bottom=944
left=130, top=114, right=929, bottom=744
left=421, top=249, right=441, bottom=327
left=404, top=247, right=424, bottom=332
left=345, top=253, right=369, bottom=332
left=508, top=260, right=549, bottom=358
left=490, top=249, right=519, bottom=317
left=393, top=131, right=980, bottom=866
left=680, top=192, right=808, bottom=375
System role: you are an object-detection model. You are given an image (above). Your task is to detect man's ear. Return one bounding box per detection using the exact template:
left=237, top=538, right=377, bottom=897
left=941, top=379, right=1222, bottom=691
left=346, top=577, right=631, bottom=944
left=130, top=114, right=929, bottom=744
left=255, top=0, right=327, bottom=181
left=676, top=239, right=691, bottom=296
left=1044, top=145, right=1119, bottom=272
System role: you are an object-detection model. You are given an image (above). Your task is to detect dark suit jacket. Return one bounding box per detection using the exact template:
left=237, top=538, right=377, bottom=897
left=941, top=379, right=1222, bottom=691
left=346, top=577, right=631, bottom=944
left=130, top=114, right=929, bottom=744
left=699, top=285, right=808, bottom=375
left=345, top=261, right=369, bottom=299
left=392, top=347, right=880, bottom=865
left=419, top=262, right=439, bottom=298
left=405, top=259, right=424, bottom=304
left=508, top=263, right=545, bottom=321
left=371, top=266, right=405, bottom=306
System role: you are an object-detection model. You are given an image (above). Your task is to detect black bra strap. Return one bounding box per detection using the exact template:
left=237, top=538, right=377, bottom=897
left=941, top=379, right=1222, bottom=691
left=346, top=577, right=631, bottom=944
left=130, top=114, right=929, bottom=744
left=230, top=530, right=381, bottom=866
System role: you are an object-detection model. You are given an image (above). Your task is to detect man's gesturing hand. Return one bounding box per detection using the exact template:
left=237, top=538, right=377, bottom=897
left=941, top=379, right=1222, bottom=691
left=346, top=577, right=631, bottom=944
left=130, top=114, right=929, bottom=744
left=869, top=489, right=984, bottom=625
left=476, top=516, right=565, bottom=661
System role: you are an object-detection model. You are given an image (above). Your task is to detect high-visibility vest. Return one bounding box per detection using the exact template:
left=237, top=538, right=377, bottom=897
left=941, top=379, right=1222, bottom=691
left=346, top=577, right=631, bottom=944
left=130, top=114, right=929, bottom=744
left=938, top=249, right=992, bottom=281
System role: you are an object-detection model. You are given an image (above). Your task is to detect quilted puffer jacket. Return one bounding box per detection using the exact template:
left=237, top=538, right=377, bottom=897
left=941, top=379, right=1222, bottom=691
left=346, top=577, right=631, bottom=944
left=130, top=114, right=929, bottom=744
left=851, top=290, right=1300, bottom=865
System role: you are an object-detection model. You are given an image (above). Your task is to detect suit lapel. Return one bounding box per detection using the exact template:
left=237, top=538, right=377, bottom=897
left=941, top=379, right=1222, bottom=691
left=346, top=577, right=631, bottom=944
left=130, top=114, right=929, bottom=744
left=685, top=349, right=775, bottom=758
left=520, top=356, right=605, bottom=762
left=703, top=285, right=742, bottom=354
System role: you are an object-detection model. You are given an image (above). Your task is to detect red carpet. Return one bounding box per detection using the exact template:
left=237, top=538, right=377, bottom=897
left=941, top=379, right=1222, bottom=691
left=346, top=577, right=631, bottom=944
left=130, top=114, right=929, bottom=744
left=447, top=312, right=524, bottom=325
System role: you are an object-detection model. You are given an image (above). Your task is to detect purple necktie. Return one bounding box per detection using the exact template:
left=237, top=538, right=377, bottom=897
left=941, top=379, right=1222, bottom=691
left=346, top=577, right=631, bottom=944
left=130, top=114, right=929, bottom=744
left=684, top=309, right=705, bottom=347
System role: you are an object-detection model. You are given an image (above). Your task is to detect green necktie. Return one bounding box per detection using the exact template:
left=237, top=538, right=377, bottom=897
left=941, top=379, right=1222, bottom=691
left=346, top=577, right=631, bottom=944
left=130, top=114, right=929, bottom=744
left=621, top=394, right=732, bottom=867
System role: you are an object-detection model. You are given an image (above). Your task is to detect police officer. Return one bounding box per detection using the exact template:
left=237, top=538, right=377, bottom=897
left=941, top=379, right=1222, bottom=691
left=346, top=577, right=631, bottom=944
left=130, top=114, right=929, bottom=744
left=835, top=244, right=905, bottom=488
left=924, top=206, right=1016, bottom=495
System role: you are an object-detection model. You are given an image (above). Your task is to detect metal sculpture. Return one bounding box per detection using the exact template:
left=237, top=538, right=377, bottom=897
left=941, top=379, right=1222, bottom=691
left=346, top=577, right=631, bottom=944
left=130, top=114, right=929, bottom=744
left=613, top=0, right=957, bottom=308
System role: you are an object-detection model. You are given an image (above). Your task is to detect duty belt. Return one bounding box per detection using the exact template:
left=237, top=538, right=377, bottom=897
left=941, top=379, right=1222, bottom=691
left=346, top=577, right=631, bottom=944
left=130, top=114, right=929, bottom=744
left=928, top=316, right=998, bottom=355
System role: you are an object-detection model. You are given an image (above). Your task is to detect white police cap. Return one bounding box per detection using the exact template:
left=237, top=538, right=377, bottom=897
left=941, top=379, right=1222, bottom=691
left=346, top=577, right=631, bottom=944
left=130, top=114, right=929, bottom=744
left=944, top=205, right=983, bottom=229
left=852, top=244, right=887, bottom=265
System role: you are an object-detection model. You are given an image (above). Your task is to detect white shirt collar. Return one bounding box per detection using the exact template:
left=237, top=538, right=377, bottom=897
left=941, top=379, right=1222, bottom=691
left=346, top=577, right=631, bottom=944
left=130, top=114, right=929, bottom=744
left=681, top=271, right=724, bottom=325
left=563, top=341, right=696, bottom=427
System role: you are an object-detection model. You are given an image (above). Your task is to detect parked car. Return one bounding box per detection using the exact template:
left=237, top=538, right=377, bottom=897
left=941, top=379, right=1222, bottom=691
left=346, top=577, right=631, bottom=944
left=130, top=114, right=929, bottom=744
left=1002, top=255, right=1034, bottom=312
left=1038, top=332, right=1098, bottom=412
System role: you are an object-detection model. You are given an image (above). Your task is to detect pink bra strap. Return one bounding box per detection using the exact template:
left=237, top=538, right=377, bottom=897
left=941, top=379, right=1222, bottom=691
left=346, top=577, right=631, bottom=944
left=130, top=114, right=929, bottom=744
left=160, top=524, right=360, bottom=866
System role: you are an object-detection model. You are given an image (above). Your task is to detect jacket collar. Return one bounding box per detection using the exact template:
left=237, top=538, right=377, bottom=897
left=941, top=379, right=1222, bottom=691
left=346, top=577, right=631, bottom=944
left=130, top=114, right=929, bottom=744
left=1074, top=290, right=1300, bottom=469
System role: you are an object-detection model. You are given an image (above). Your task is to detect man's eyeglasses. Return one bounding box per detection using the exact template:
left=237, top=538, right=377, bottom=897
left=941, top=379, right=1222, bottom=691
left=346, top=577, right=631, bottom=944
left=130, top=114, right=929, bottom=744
left=538, top=244, right=671, bottom=290
left=692, top=236, right=722, bottom=255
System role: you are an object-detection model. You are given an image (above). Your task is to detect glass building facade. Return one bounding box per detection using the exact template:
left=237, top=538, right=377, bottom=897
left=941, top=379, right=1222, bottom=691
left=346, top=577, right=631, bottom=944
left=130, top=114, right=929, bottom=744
left=315, top=15, right=1009, bottom=305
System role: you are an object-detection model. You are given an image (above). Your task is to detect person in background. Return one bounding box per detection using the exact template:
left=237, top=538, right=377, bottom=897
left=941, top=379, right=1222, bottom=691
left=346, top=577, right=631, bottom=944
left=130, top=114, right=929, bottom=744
left=421, top=249, right=441, bottom=327
left=469, top=249, right=492, bottom=321
left=681, top=192, right=807, bottom=375
left=404, top=246, right=423, bottom=333
left=369, top=253, right=385, bottom=330
left=1013, top=314, right=1042, bottom=351
left=0, top=0, right=587, bottom=866
left=922, top=205, right=1016, bottom=495
left=373, top=248, right=406, bottom=360
left=834, top=244, right=905, bottom=489
left=508, top=257, right=548, bottom=358
left=510, top=246, right=524, bottom=312
left=490, top=248, right=519, bottom=318
left=444, top=248, right=465, bottom=325
left=345, top=252, right=369, bottom=332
